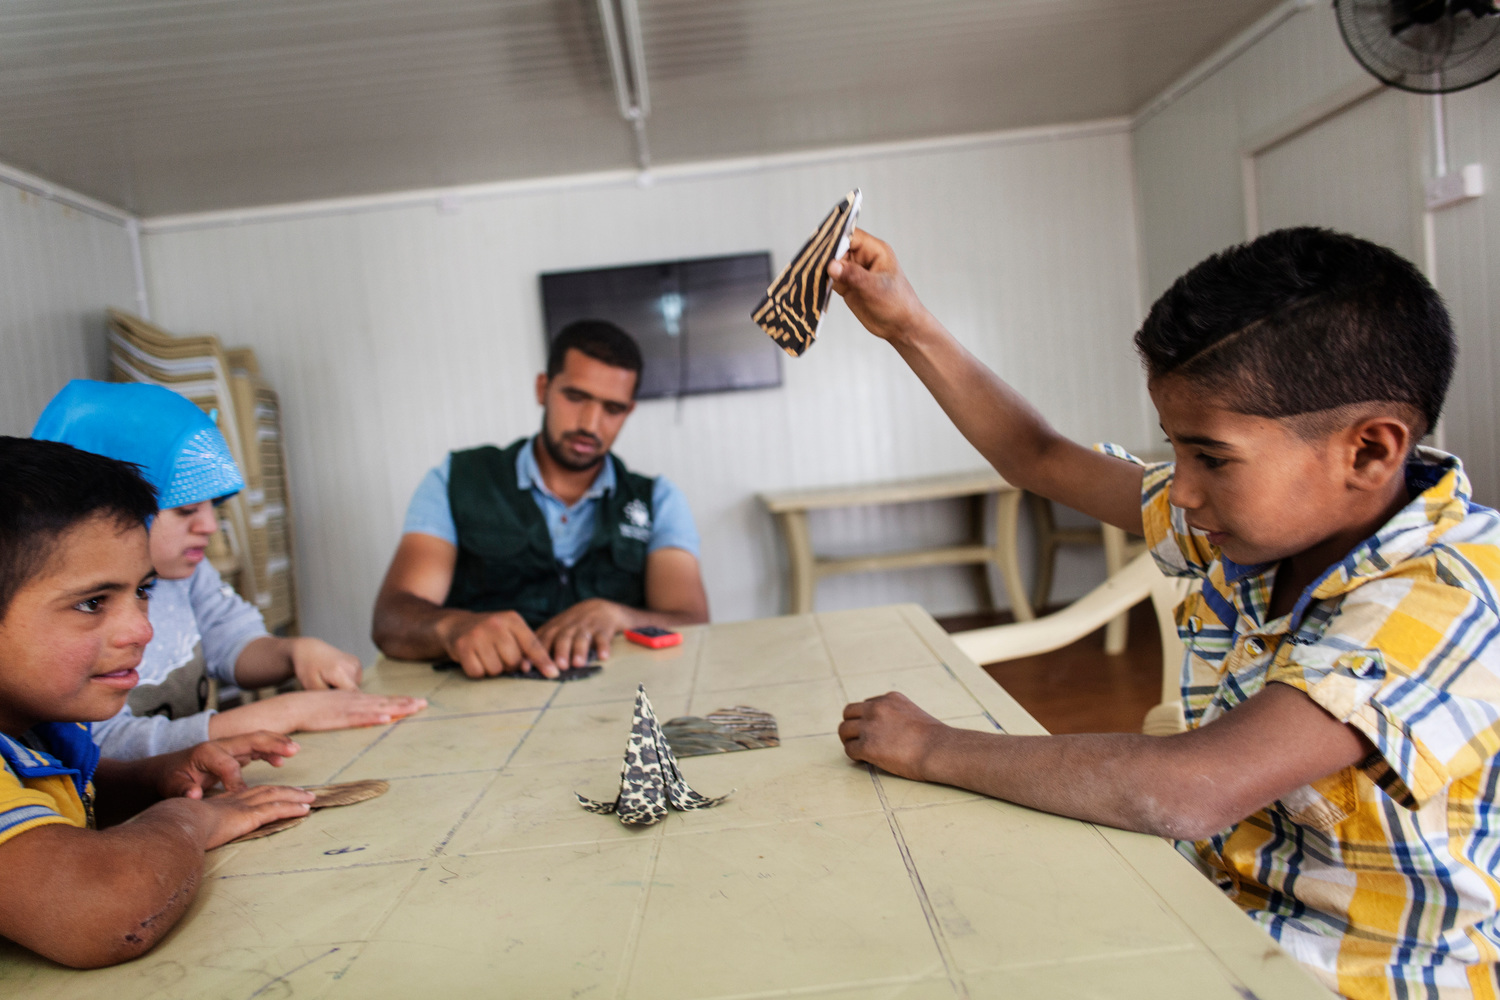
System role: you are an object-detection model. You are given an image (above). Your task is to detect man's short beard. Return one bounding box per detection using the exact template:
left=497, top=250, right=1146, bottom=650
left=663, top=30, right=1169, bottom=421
left=539, top=416, right=605, bottom=473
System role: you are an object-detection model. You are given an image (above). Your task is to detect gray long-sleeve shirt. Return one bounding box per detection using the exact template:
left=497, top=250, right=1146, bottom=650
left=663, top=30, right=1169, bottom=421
left=92, top=559, right=268, bottom=759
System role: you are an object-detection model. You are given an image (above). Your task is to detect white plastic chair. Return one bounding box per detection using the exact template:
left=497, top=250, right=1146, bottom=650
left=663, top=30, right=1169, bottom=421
left=951, top=552, right=1193, bottom=735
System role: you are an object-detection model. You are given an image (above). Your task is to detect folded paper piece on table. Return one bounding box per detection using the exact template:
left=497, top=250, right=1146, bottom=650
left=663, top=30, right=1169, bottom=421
left=307, top=779, right=390, bottom=808
left=752, top=188, right=862, bottom=357
left=222, top=779, right=391, bottom=845
left=226, top=814, right=305, bottom=843
left=662, top=706, right=779, bottom=757
left=432, top=659, right=602, bottom=681
left=576, top=685, right=733, bottom=826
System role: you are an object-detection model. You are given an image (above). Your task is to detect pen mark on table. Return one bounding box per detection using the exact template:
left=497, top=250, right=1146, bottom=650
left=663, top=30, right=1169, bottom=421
left=245, top=945, right=341, bottom=999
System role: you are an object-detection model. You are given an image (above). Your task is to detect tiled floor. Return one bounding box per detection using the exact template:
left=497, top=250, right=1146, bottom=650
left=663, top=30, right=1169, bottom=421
left=0, top=606, right=1325, bottom=1000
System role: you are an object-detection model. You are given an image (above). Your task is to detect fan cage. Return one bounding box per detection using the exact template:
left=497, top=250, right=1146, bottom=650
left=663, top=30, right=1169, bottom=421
left=1336, top=0, right=1500, bottom=93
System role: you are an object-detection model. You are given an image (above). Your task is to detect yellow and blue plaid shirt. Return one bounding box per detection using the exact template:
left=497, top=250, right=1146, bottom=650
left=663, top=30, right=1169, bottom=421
left=0, top=722, right=98, bottom=845
left=1105, top=444, right=1500, bottom=999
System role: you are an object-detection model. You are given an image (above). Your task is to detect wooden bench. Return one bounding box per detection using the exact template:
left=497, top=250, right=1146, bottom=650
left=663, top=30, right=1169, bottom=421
left=760, top=470, right=1034, bottom=619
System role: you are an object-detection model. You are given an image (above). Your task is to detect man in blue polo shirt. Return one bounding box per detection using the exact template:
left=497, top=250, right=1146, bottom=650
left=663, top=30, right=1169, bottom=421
left=372, top=320, right=708, bottom=679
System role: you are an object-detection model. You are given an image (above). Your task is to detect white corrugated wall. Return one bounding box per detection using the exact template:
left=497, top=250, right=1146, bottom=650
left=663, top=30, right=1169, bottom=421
left=140, top=127, right=1153, bottom=659
left=1133, top=1, right=1500, bottom=506
left=0, top=186, right=137, bottom=436
left=1430, top=86, right=1500, bottom=509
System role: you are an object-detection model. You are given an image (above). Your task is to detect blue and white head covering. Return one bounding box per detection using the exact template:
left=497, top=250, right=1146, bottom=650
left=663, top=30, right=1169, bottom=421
left=32, top=380, right=244, bottom=511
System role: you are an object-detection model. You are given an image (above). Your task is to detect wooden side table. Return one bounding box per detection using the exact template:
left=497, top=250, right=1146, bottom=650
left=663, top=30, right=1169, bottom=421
left=759, top=470, right=1033, bottom=619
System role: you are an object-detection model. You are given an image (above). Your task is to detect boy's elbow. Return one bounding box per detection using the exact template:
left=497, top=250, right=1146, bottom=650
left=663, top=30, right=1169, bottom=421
left=26, top=892, right=180, bottom=969
left=1137, top=806, right=1229, bottom=842
left=40, top=830, right=202, bottom=968
left=1126, top=773, right=1245, bottom=841
left=48, top=929, right=160, bottom=970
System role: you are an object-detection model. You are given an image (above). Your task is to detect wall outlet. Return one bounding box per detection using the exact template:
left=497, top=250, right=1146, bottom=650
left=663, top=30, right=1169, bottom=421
left=1426, top=163, right=1484, bottom=211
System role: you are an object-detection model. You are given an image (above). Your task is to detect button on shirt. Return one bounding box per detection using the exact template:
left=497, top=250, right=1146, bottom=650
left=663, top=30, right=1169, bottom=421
left=0, top=722, right=100, bottom=846
left=402, top=438, right=700, bottom=566
left=1101, top=443, right=1500, bottom=999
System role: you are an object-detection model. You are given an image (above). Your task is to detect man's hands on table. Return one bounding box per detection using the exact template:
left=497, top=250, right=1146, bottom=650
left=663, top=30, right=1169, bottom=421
left=438, top=599, right=662, bottom=678
left=439, top=608, right=560, bottom=678
left=373, top=532, right=710, bottom=680
left=535, top=598, right=634, bottom=669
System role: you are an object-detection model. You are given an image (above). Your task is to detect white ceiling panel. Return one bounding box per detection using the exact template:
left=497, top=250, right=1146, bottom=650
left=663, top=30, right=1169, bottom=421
left=0, top=0, right=1282, bottom=215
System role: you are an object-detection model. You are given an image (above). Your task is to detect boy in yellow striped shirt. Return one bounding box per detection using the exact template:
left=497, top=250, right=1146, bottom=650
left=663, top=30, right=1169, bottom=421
left=834, top=226, right=1500, bottom=998
left=0, top=437, right=313, bottom=967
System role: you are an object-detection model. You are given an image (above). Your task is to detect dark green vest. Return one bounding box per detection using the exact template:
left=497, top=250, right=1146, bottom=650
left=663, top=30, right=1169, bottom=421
left=445, top=439, right=655, bottom=627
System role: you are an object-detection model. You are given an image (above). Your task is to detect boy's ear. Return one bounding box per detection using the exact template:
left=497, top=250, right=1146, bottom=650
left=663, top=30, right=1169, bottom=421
left=1345, top=416, right=1411, bottom=490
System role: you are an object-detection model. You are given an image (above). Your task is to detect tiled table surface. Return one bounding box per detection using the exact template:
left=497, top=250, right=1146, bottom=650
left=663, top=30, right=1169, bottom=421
left=0, top=605, right=1330, bottom=999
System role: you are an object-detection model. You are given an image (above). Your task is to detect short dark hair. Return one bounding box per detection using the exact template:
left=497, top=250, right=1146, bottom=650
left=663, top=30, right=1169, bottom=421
left=546, top=320, right=644, bottom=395
left=0, top=436, right=158, bottom=620
left=1134, top=227, right=1454, bottom=437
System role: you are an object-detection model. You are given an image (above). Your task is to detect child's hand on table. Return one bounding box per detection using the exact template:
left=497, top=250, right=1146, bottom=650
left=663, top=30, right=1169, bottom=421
left=150, top=731, right=316, bottom=849
left=156, top=730, right=301, bottom=798
left=192, top=786, right=316, bottom=849
left=288, top=636, right=364, bottom=691
left=276, top=690, right=427, bottom=732
left=210, top=690, right=427, bottom=739
left=838, top=691, right=950, bottom=782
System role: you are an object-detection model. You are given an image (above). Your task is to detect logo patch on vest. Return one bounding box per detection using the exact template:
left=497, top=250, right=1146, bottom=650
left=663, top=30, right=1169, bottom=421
left=620, top=499, right=652, bottom=541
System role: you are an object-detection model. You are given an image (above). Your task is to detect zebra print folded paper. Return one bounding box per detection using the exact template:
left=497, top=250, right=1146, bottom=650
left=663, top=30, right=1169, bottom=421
left=752, top=188, right=862, bottom=357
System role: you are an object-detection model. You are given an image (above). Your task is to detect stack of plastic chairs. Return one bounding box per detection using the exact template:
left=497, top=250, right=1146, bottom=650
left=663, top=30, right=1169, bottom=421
left=224, top=348, right=298, bottom=634
left=106, top=310, right=298, bottom=635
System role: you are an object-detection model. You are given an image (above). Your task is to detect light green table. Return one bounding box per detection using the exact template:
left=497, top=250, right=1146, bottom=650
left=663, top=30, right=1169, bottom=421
left=0, top=605, right=1330, bottom=999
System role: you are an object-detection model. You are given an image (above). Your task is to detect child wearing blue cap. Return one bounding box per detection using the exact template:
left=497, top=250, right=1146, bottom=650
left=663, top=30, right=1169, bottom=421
left=33, top=381, right=424, bottom=758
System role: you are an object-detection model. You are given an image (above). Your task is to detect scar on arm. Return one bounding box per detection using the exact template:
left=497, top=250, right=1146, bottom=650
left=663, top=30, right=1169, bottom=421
left=124, top=868, right=201, bottom=946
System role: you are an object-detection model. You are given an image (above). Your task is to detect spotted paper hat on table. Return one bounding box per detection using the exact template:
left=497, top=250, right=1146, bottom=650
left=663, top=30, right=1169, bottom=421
left=751, top=188, right=862, bottom=357
left=576, top=685, right=732, bottom=826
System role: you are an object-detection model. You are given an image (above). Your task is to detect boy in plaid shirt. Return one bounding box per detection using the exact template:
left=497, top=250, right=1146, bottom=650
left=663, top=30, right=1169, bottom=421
left=834, top=226, right=1500, bottom=998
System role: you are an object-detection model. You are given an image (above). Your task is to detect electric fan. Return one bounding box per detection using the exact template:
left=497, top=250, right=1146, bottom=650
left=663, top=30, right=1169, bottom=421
left=1335, top=0, right=1500, bottom=93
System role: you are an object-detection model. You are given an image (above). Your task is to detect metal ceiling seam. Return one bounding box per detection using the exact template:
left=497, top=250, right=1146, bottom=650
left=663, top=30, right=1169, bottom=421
left=136, top=116, right=1131, bottom=236
left=0, top=157, right=133, bottom=227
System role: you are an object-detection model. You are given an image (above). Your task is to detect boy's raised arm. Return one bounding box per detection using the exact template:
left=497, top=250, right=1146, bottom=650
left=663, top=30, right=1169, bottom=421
left=829, top=230, right=1145, bottom=534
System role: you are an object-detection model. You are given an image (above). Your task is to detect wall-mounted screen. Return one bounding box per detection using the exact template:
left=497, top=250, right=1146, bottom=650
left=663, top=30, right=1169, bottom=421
left=540, top=253, right=780, bottom=400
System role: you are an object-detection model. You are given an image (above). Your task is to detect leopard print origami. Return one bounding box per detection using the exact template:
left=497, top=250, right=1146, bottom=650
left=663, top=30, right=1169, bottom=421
left=576, top=685, right=732, bottom=826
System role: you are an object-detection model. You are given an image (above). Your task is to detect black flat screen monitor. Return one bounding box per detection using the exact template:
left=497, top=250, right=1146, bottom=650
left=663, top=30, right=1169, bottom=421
left=540, top=253, right=780, bottom=400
